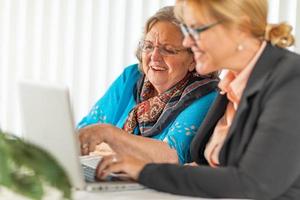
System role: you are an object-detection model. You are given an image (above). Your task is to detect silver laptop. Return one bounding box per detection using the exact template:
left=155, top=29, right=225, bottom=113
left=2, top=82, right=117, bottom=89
left=18, top=80, right=144, bottom=192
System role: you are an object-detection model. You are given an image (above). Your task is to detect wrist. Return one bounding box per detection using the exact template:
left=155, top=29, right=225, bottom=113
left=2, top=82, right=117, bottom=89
left=99, top=124, right=116, bottom=144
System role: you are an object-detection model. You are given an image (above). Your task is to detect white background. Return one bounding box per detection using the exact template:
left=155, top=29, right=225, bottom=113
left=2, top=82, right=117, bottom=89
left=0, top=0, right=299, bottom=136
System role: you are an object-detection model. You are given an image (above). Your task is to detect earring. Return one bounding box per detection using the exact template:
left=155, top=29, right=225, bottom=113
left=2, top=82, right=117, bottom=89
left=237, top=44, right=244, bottom=51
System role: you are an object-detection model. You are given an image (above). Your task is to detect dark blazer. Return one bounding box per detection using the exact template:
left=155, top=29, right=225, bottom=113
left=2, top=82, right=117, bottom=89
left=138, top=43, right=300, bottom=199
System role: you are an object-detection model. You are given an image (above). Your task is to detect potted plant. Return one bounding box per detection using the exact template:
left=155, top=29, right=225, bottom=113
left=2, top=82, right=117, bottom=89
left=0, top=129, right=72, bottom=200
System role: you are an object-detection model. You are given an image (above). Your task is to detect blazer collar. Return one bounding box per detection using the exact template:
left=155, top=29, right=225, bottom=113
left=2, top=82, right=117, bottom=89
left=242, top=43, right=285, bottom=98
left=192, top=43, right=286, bottom=164
left=219, top=43, right=287, bottom=164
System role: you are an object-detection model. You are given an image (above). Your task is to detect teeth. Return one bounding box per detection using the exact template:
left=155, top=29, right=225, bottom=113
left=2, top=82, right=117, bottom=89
left=150, top=66, right=167, bottom=71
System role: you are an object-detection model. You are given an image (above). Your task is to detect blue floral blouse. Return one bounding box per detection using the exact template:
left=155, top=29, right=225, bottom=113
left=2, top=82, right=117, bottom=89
left=77, top=64, right=217, bottom=164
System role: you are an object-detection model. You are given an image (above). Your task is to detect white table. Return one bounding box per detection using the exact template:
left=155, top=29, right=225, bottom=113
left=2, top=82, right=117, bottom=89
left=0, top=186, right=247, bottom=200
left=74, top=189, right=238, bottom=200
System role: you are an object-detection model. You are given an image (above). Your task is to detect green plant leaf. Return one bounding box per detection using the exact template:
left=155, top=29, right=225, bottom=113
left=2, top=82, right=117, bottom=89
left=0, top=130, right=72, bottom=199
left=11, top=173, right=44, bottom=200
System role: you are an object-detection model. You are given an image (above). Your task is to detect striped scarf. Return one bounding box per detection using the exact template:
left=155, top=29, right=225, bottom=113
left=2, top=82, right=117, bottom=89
left=123, top=71, right=218, bottom=137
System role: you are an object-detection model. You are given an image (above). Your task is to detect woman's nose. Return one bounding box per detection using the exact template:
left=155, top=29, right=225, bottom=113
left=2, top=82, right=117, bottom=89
left=151, top=46, right=163, bottom=61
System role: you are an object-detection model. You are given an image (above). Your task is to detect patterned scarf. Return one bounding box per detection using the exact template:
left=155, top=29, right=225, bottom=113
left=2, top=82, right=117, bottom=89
left=123, top=71, right=218, bottom=137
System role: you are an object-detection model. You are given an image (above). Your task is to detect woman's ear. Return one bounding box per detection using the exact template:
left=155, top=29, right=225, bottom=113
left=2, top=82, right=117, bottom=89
left=188, top=58, right=196, bottom=72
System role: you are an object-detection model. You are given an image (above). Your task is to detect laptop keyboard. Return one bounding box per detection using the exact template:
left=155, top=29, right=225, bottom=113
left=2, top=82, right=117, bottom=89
left=80, top=155, right=132, bottom=183
left=80, top=155, right=102, bottom=182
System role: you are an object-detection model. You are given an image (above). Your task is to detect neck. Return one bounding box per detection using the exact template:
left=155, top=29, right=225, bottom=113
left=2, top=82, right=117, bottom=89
left=227, top=38, right=262, bottom=73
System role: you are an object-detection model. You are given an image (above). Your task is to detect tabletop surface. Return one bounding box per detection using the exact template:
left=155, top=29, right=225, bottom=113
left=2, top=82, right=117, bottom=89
left=0, top=186, right=248, bottom=200
left=74, top=188, right=241, bottom=200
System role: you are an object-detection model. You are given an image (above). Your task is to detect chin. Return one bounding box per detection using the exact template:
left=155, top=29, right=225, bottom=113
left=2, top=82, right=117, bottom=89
left=195, top=62, right=216, bottom=76
left=148, top=79, right=166, bottom=87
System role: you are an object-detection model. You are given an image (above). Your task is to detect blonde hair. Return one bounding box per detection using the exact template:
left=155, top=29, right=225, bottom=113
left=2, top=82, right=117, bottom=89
left=175, top=0, right=295, bottom=48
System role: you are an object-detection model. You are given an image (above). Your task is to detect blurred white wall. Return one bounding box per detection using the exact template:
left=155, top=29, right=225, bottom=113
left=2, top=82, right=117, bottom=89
left=0, top=0, right=299, bottom=136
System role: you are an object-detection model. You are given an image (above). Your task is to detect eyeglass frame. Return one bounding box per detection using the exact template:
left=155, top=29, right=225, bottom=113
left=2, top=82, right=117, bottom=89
left=180, top=21, right=222, bottom=41
left=138, top=40, right=189, bottom=56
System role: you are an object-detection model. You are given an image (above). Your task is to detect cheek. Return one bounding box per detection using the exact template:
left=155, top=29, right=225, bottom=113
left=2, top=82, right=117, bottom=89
left=141, top=55, right=150, bottom=72
left=206, top=33, right=233, bottom=61
left=200, top=40, right=223, bottom=68
left=198, top=30, right=223, bottom=55
left=199, top=37, right=215, bottom=56
left=167, top=59, right=190, bottom=77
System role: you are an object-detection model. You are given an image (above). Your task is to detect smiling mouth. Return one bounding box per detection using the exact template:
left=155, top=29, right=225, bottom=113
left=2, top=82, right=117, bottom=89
left=150, top=65, right=167, bottom=71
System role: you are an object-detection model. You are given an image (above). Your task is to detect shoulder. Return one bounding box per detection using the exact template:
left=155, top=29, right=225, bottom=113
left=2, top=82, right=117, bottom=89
left=267, top=48, right=300, bottom=86
left=176, top=91, right=217, bottom=118
left=278, top=49, right=300, bottom=73
left=255, top=47, right=300, bottom=105
left=267, top=45, right=300, bottom=75
left=191, top=90, right=218, bottom=107
left=122, top=63, right=142, bottom=78
left=251, top=44, right=300, bottom=89
left=111, top=63, right=142, bottom=88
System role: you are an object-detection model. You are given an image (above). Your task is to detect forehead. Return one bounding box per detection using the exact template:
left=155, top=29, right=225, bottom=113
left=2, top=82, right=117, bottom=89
left=145, top=21, right=183, bottom=45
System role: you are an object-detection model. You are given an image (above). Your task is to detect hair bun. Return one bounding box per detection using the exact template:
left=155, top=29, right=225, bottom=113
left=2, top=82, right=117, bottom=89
left=265, top=23, right=295, bottom=48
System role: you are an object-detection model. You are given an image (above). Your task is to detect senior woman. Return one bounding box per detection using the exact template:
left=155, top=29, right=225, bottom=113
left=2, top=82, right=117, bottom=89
left=78, top=6, right=218, bottom=164
left=96, top=0, right=300, bottom=199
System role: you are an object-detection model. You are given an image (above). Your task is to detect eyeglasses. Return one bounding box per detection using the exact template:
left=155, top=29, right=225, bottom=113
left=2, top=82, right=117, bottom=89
left=180, top=21, right=221, bottom=41
left=139, top=40, right=188, bottom=56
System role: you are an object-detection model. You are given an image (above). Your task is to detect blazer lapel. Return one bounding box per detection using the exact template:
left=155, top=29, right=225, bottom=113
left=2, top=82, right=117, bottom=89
left=191, top=92, right=228, bottom=163
left=220, top=43, right=287, bottom=164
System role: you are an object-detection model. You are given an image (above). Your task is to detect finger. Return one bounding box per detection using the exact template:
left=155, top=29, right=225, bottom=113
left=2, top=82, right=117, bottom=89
left=96, top=155, right=116, bottom=177
left=184, top=162, right=198, bottom=166
left=99, top=162, right=125, bottom=179
left=78, top=125, right=97, bottom=142
left=82, top=146, right=89, bottom=155
left=80, top=142, right=90, bottom=155
left=78, top=127, right=89, bottom=142
left=79, top=136, right=92, bottom=154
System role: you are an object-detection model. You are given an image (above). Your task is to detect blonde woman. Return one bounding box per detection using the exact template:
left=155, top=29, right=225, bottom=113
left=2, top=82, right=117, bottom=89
left=96, top=0, right=300, bottom=199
